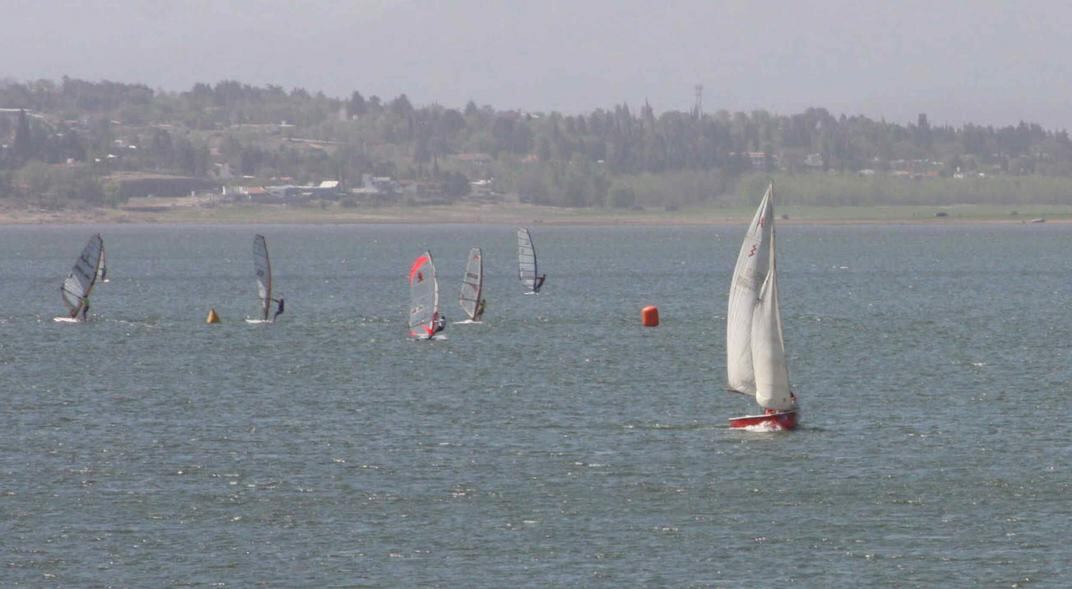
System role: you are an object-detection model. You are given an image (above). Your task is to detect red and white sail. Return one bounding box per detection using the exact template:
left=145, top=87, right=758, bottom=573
left=408, top=251, right=440, bottom=338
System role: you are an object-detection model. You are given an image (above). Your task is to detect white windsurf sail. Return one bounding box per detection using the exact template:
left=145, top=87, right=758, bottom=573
left=408, top=251, right=440, bottom=337
left=61, top=233, right=104, bottom=318
left=517, top=227, right=539, bottom=292
left=253, top=234, right=272, bottom=321
left=459, top=247, right=484, bottom=320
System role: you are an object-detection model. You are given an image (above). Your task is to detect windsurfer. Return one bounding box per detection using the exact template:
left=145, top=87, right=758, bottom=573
left=81, top=298, right=89, bottom=321
left=474, top=298, right=486, bottom=320
left=273, top=297, right=285, bottom=320
left=534, top=274, right=546, bottom=291
left=434, top=313, right=446, bottom=334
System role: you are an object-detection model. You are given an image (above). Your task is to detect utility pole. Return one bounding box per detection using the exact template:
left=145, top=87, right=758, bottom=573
left=693, top=84, right=703, bottom=119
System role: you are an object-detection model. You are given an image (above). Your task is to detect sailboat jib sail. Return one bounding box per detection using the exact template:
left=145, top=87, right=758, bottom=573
left=60, top=233, right=104, bottom=320
left=409, top=251, right=441, bottom=338
left=253, top=234, right=272, bottom=321
left=517, top=227, right=542, bottom=292
left=726, top=182, right=798, bottom=429
left=725, top=184, right=774, bottom=395
left=459, top=247, right=484, bottom=321
left=751, top=240, right=794, bottom=411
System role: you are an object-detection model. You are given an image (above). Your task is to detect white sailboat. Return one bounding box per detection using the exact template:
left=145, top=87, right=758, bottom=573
left=409, top=251, right=445, bottom=339
left=517, top=227, right=545, bottom=293
left=457, top=247, right=486, bottom=323
left=55, top=233, right=104, bottom=323
left=246, top=234, right=278, bottom=323
left=726, top=183, right=798, bottom=430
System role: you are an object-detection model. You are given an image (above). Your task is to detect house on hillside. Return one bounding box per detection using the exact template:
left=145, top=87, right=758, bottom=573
left=352, top=174, right=400, bottom=197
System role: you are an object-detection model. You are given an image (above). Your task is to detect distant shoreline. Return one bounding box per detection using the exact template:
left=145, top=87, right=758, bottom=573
left=1, top=201, right=1069, bottom=226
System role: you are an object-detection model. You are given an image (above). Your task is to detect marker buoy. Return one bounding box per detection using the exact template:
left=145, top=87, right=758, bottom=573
left=641, top=305, right=659, bottom=327
left=206, top=308, right=221, bottom=324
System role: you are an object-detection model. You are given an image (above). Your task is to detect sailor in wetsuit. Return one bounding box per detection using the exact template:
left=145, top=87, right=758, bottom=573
left=533, top=274, right=546, bottom=292
left=432, top=312, right=446, bottom=335
left=272, top=297, right=285, bottom=321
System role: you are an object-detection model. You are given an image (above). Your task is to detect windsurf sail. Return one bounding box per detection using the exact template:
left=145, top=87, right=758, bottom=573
left=517, top=227, right=539, bottom=292
left=61, top=233, right=104, bottom=318
left=253, top=234, right=272, bottom=321
left=96, top=243, right=108, bottom=283
left=408, top=251, right=440, bottom=337
left=459, top=247, right=484, bottom=320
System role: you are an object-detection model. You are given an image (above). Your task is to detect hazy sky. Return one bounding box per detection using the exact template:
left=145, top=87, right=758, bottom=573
left=3, top=0, right=1071, bottom=129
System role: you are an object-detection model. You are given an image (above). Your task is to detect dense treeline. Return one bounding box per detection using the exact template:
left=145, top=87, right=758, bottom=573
left=3, top=77, right=1072, bottom=209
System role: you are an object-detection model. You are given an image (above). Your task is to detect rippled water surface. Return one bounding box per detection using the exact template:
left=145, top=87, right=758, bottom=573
left=1, top=223, right=1070, bottom=587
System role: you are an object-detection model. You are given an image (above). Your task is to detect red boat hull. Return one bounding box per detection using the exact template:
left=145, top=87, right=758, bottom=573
left=729, top=410, right=798, bottom=431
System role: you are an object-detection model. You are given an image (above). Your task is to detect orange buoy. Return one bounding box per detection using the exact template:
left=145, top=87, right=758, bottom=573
left=206, top=308, right=221, bottom=324
left=641, top=305, right=659, bottom=327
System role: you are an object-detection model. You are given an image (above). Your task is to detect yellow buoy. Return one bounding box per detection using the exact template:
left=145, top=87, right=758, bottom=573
left=206, top=308, right=221, bottom=324
left=641, top=305, right=659, bottom=327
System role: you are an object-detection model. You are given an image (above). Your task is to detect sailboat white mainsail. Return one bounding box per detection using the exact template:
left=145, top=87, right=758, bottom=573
left=60, top=233, right=104, bottom=320
left=517, top=227, right=543, bottom=293
left=726, top=183, right=797, bottom=428
left=409, top=251, right=441, bottom=338
left=253, top=234, right=272, bottom=321
left=459, top=247, right=485, bottom=321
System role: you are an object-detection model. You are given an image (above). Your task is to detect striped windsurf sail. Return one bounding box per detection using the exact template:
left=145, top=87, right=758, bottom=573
left=253, top=234, right=272, bottom=321
left=459, top=247, right=483, bottom=320
left=517, top=227, right=539, bottom=292
left=408, top=251, right=439, bottom=337
left=61, top=233, right=104, bottom=318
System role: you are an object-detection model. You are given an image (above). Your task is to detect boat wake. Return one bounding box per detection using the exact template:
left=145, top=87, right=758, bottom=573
left=453, top=319, right=482, bottom=325
left=245, top=319, right=273, bottom=324
left=738, top=421, right=789, bottom=433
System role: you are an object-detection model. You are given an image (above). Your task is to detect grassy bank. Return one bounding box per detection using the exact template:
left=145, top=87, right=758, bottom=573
left=5, top=198, right=1072, bottom=226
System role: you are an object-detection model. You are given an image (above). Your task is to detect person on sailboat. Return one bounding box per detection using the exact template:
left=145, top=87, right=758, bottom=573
left=533, top=274, right=546, bottom=292
left=272, top=297, right=285, bottom=321
left=473, top=298, right=486, bottom=321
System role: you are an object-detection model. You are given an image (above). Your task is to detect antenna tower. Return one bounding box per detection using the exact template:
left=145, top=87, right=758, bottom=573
left=694, top=84, right=703, bottom=119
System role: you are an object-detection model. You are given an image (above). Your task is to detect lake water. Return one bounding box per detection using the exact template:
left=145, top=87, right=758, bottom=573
left=1, top=223, right=1069, bottom=587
